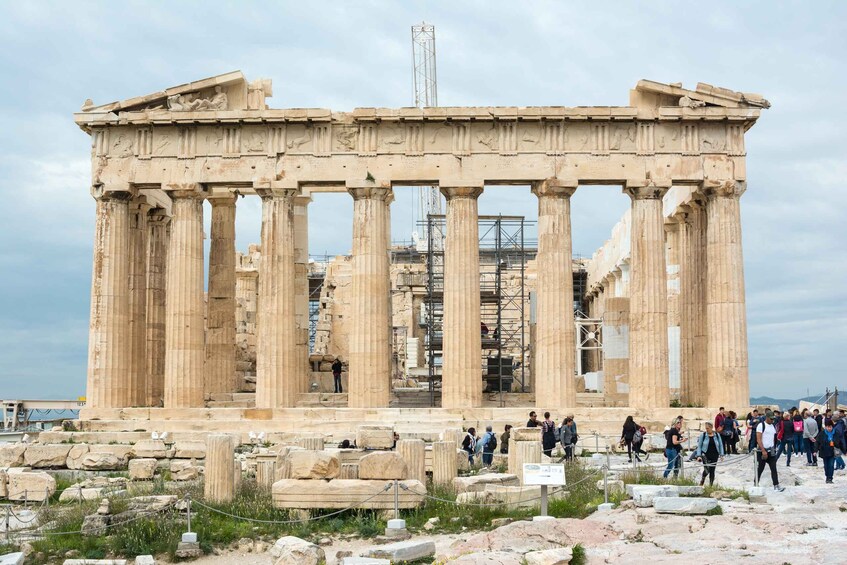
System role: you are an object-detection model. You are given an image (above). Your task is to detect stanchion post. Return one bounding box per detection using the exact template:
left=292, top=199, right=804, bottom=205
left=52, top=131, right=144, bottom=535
left=186, top=495, right=192, bottom=533
left=4, top=506, right=9, bottom=542
left=595, top=432, right=599, bottom=454
left=393, top=479, right=399, bottom=520
left=540, top=485, right=548, bottom=517
left=603, top=464, right=609, bottom=505
left=753, top=452, right=759, bottom=486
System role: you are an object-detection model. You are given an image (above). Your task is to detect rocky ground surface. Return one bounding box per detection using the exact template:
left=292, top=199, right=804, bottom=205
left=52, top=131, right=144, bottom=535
left=168, top=452, right=847, bottom=564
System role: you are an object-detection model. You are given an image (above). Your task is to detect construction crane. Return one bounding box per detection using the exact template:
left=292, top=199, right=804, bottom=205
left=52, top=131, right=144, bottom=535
left=411, top=22, right=442, bottom=250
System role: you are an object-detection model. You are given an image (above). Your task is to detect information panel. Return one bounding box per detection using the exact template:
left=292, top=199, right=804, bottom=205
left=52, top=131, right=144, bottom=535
left=522, top=463, right=566, bottom=486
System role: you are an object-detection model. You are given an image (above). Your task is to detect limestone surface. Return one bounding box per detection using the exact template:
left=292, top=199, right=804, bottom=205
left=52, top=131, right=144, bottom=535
left=653, top=496, right=718, bottom=515
left=0, top=444, right=26, bottom=467
left=357, top=452, right=408, bottom=480
left=286, top=450, right=339, bottom=480
left=128, top=458, right=158, bottom=480
left=7, top=471, right=56, bottom=501
left=363, top=540, right=436, bottom=562
left=22, top=444, right=72, bottom=468
left=272, top=479, right=424, bottom=510
left=453, top=473, right=520, bottom=494
left=269, top=536, right=325, bottom=565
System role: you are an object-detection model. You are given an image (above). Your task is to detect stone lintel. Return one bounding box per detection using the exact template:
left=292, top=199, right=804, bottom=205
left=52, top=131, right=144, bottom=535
left=702, top=179, right=746, bottom=199
left=531, top=178, right=578, bottom=198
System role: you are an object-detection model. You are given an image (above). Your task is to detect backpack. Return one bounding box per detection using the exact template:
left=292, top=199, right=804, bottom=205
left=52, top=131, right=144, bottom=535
left=633, top=427, right=643, bottom=444
left=485, top=433, right=497, bottom=452
left=793, top=420, right=803, bottom=433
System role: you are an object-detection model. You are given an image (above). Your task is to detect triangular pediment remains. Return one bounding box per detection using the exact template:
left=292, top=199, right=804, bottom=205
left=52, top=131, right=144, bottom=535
left=633, top=79, right=770, bottom=110
left=79, top=71, right=272, bottom=114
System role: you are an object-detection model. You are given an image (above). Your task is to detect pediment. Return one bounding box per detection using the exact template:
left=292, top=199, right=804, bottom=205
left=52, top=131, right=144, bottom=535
left=79, top=71, right=255, bottom=114
left=634, top=79, right=770, bottom=110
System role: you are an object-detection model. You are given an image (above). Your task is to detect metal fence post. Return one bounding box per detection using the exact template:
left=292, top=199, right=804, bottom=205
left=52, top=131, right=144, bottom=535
left=393, top=479, right=399, bottom=520
left=186, top=494, right=192, bottom=533
left=753, top=452, right=759, bottom=486
left=603, top=464, right=609, bottom=505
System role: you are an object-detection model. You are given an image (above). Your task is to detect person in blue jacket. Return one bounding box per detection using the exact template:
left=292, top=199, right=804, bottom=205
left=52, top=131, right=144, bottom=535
left=695, top=422, right=725, bottom=486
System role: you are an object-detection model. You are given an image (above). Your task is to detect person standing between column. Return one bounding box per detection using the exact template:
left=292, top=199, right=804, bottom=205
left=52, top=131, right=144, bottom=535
left=462, top=428, right=477, bottom=466
left=804, top=410, right=820, bottom=466
left=663, top=420, right=686, bottom=479
left=756, top=411, right=786, bottom=491
left=331, top=357, right=343, bottom=394
left=817, top=419, right=845, bottom=484
left=541, top=412, right=557, bottom=458
left=480, top=425, right=496, bottom=467
left=695, top=422, right=724, bottom=486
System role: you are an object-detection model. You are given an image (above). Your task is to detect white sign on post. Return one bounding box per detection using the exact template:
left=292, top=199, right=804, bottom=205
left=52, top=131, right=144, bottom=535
left=523, top=463, right=566, bottom=486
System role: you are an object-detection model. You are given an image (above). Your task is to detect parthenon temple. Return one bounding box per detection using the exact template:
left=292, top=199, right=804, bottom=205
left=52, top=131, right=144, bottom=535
left=76, top=71, right=768, bottom=433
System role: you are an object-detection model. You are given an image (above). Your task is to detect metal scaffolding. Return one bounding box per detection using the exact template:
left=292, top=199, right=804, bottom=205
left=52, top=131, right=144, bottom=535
left=422, top=214, right=536, bottom=407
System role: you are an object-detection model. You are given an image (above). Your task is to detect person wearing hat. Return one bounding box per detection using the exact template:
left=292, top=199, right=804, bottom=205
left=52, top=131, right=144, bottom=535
left=816, top=418, right=846, bottom=484
left=756, top=410, right=786, bottom=491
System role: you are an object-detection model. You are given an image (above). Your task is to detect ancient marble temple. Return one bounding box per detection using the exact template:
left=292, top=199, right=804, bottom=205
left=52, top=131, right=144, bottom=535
left=76, top=71, right=768, bottom=415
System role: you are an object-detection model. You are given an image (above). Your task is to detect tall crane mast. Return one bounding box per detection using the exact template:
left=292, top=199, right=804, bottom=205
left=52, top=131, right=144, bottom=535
left=411, top=23, right=442, bottom=248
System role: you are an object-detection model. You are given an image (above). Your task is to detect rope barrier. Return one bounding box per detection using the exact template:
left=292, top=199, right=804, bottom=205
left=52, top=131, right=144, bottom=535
left=188, top=484, right=394, bottom=525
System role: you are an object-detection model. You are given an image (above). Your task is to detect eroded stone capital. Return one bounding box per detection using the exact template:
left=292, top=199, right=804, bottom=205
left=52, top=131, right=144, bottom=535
left=90, top=183, right=134, bottom=201
left=347, top=183, right=393, bottom=201
left=164, top=182, right=206, bottom=200
left=623, top=178, right=671, bottom=201
left=531, top=178, right=578, bottom=199
left=147, top=207, right=171, bottom=226
left=702, top=179, right=746, bottom=199
left=440, top=186, right=483, bottom=200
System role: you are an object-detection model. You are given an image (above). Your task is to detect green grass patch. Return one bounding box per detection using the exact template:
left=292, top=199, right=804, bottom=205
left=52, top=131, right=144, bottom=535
left=571, top=543, right=586, bottom=565
left=617, top=468, right=696, bottom=487
left=705, top=505, right=723, bottom=516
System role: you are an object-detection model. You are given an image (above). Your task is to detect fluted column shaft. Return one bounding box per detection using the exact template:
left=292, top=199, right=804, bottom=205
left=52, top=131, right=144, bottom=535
left=397, top=439, right=426, bottom=484
left=204, top=434, right=235, bottom=503
left=432, top=441, right=458, bottom=487
left=441, top=186, right=484, bottom=409
left=127, top=201, right=150, bottom=406
left=145, top=209, right=169, bottom=407
left=256, top=188, right=298, bottom=408
left=86, top=189, right=133, bottom=408
left=678, top=202, right=707, bottom=406
left=532, top=180, right=577, bottom=408
left=164, top=186, right=206, bottom=408
left=293, top=196, right=312, bottom=395
left=347, top=184, right=392, bottom=408
left=704, top=180, right=749, bottom=409
left=624, top=182, right=670, bottom=410
left=205, top=195, right=237, bottom=397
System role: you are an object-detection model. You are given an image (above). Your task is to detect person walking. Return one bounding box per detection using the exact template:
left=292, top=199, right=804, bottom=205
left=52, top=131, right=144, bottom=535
left=500, top=424, right=512, bottom=455
left=558, top=417, right=574, bottom=462
left=620, top=416, right=640, bottom=462
left=792, top=409, right=805, bottom=459
left=804, top=410, right=820, bottom=466
left=663, top=420, right=686, bottom=479
left=777, top=411, right=795, bottom=466
left=695, top=422, right=725, bottom=486
left=331, top=357, right=343, bottom=393
left=832, top=412, right=846, bottom=471
left=756, top=411, right=786, bottom=491
left=541, top=412, right=557, bottom=458
left=817, top=419, right=845, bottom=484
left=480, top=425, right=497, bottom=467
left=461, top=428, right=477, bottom=466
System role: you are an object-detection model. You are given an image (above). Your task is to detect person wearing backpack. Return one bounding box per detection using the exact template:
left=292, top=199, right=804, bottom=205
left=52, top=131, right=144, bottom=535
left=541, top=412, right=557, bottom=458
left=791, top=409, right=805, bottom=457
left=777, top=411, right=795, bottom=466
left=756, top=411, right=786, bottom=491
left=833, top=411, right=846, bottom=471
left=558, top=417, right=574, bottom=462
left=620, top=415, right=640, bottom=463
left=633, top=424, right=649, bottom=460
left=479, top=425, right=497, bottom=467
left=816, top=418, right=845, bottom=484
left=461, top=428, right=477, bottom=466
left=804, top=410, right=820, bottom=466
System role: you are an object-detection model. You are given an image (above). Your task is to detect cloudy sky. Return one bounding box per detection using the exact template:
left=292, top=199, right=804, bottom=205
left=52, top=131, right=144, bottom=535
left=0, top=1, right=844, bottom=401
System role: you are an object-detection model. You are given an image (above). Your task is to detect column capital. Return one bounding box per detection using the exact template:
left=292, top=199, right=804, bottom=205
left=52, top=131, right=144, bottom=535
left=147, top=207, right=171, bottom=226
left=90, top=183, right=134, bottom=201
left=440, top=185, right=483, bottom=200
left=531, top=178, right=578, bottom=198
left=254, top=180, right=298, bottom=199
left=164, top=183, right=206, bottom=199
left=702, top=179, right=746, bottom=199
left=347, top=180, right=393, bottom=201
left=206, top=189, right=238, bottom=206
left=293, top=194, right=313, bottom=207
left=623, top=178, right=671, bottom=200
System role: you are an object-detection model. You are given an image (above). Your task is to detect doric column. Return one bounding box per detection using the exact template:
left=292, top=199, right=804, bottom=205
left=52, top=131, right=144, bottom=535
left=204, top=434, right=235, bottom=503
left=531, top=179, right=577, bottom=408
left=255, top=184, right=299, bottom=409
left=603, top=294, right=630, bottom=403
left=703, top=180, right=749, bottom=409
left=440, top=184, right=484, bottom=409
left=163, top=184, right=206, bottom=408
left=293, top=195, right=312, bottom=395
left=665, top=220, right=681, bottom=400
left=145, top=208, right=169, bottom=407
left=86, top=186, right=133, bottom=408
left=235, top=250, right=259, bottom=392
left=127, top=200, right=150, bottom=406
left=623, top=180, right=671, bottom=410
left=347, top=182, right=393, bottom=408
left=677, top=200, right=707, bottom=406
left=205, top=193, right=237, bottom=398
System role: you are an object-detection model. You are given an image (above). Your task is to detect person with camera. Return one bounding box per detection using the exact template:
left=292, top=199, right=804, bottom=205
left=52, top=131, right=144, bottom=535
left=663, top=420, right=686, bottom=479
left=695, top=422, right=725, bottom=486
left=756, top=411, right=786, bottom=491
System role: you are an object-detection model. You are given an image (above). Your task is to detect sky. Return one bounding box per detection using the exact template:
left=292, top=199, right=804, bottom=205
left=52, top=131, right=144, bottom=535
left=0, top=1, right=844, bottom=401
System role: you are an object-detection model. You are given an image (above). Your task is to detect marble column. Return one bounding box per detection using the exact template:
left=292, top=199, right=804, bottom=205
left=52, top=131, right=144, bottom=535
left=603, top=296, right=630, bottom=403
left=397, top=439, right=426, bottom=484
left=347, top=183, right=392, bottom=408
left=293, top=195, right=312, bottom=395
left=204, top=434, right=235, bottom=503
left=145, top=209, right=169, bottom=407
left=665, top=220, right=682, bottom=400
left=127, top=200, right=150, bottom=407
left=677, top=201, right=707, bottom=406
left=86, top=187, right=133, bottom=408
left=432, top=441, right=458, bottom=487
left=256, top=186, right=298, bottom=409
left=163, top=184, right=206, bottom=408
left=440, top=185, right=483, bottom=409
left=205, top=194, right=237, bottom=398
left=531, top=179, right=577, bottom=409
left=624, top=181, right=670, bottom=410
left=703, top=180, right=749, bottom=409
